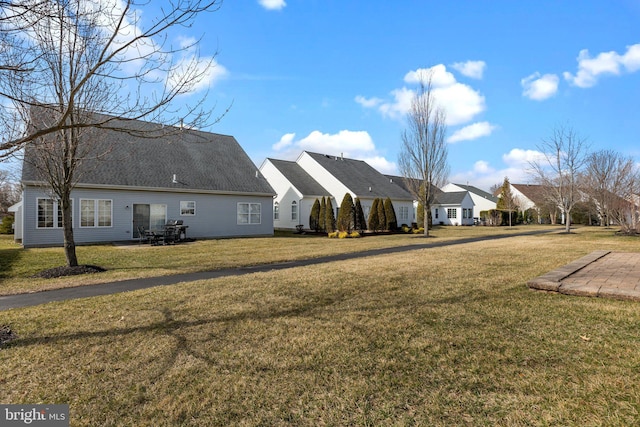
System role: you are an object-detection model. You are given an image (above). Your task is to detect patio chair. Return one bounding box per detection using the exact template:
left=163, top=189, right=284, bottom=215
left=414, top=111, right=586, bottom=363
left=137, top=226, right=149, bottom=244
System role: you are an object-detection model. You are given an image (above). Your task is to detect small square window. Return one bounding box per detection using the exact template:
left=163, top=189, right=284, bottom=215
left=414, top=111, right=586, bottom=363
left=181, top=201, right=196, bottom=216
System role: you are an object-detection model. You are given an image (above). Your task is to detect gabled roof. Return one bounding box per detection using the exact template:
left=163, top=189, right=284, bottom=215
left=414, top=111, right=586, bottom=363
left=22, top=114, right=275, bottom=195
left=510, top=183, right=548, bottom=204
left=385, top=174, right=441, bottom=198
left=450, top=183, right=497, bottom=202
left=266, top=158, right=330, bottom=196
left=303, top=152, right=414, bottom=200
left=434, top=191, right=470, bottom=205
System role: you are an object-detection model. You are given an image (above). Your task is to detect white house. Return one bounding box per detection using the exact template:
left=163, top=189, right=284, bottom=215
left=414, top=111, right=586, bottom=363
left=441, top=183, right=497, bottom=220
left=259, top=158, right=331, bottom=230
left=261, top=151, right=415, bottom=230
left=432, top=191, right=475, bottom=226
left=14, top=113, right=275, bottom=247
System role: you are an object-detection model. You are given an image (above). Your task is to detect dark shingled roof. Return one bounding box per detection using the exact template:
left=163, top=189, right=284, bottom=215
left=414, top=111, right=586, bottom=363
left=22, top=114, right=275, bottom=195
left=451, top=183, right=497, bottom=202
left=434, top=191, right=469, bottom=205
left=305, top=152, right=413, bottom=200
left=267, top=159, right=330, bottom=196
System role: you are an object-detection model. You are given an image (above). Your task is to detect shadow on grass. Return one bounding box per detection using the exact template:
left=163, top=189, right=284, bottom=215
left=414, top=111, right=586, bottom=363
left=0, top=248, right=22, bottom=281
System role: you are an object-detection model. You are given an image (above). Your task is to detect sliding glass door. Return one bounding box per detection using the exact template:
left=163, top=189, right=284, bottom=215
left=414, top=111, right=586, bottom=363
left=132, top=204, right=166, bottom=238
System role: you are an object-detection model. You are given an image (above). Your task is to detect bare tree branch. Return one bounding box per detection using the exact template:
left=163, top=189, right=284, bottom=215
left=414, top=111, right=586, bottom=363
left=0, top=0, right=225, bottom=266
left=529, top=125, right=589, bottom=233
left=397, top=71, right=449, bottom=237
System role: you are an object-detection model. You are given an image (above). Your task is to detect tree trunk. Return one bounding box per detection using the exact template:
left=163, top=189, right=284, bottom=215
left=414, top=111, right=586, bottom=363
left=61, top=197, right=78, bottom=267
left=423, top=204, right=430, bottom=237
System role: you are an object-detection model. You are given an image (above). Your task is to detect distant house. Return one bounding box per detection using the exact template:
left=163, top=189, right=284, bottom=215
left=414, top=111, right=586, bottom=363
left=441, top=183, right=497, bottom=220
left=14, top=115, right=275, bottom=247
left=259, top=158, right=331, bottom=230
left=509, top=183, right=558, bottom=224
left=432, top=191, right=475, bottom=226
left=260, top=151, right=414, bottom=230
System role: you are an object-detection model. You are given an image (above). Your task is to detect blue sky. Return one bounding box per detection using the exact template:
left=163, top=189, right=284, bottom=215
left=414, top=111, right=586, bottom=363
left=5, top=0, right=640, bottom=191
left=180, top=0, right=639, bottom=191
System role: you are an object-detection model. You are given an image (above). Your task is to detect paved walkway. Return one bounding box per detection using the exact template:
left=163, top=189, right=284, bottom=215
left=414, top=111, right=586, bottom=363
left=1, top=229, right=557, bottom=311
left=528, top=251, right=640, bottom=301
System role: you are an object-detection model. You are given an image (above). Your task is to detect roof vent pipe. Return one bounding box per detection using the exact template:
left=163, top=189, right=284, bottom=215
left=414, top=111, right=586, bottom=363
left=172, top=174, right=178, bottom=184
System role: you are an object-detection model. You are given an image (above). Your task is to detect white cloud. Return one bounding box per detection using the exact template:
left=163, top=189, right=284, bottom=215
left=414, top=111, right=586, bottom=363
left=354, top=95, right=382, bottom=108
left=404, top=64, right=457, bottom=87
left=521, top=72, right=559, bottom=101
left=362, top=64, right=486, bottom=125
left=447, top=121, right=497, bottom=143
left=449, top=149, right=545, bottom=192
left=270, top=130, right=396, bottom=173
left=258, top=0, right=286, bottom=10
left=502, top=148, right=546, bottom=166
left=272, top=132, right=296, bottom=151
left=361, top=156, right=397, bottom=175
left=451, top=60, right=486, bottom=79
left=167, top=56, right=228, bottom=94
left=563, top=43, right=640, bottom=88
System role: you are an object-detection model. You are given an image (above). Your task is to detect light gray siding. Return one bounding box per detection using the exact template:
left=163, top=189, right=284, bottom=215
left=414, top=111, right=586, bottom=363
left=21, top=185, right=273, bottom=247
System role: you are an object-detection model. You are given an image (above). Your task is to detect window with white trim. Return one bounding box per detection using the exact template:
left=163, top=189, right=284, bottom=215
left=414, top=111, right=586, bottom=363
left=447, top=208, right=457, bottom=219
left=291, top=201, right=298, bottom=221
left=435, top=208, right=439, bottom=219
left=399, top=206, right=409, bottom=221
left=237, top=202, right=261, bottom=224
left=80, top=199, right=112, bottom=227
left=37, top=198, right=72, bottom=228
left=180, top=201, right=196, bottom=216
left=274, top=202, right=279, bottom=220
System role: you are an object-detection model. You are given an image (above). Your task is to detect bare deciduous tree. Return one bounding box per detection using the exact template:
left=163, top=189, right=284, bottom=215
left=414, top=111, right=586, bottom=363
left=584, top=149, right=639, bottom=232
left=529, top=125, right=589, bottom=233
left=0, top=0, right=224, bottom=266
left=398, top=73, right=449, bottom=237
left=496, top=177, right=518, bottom=227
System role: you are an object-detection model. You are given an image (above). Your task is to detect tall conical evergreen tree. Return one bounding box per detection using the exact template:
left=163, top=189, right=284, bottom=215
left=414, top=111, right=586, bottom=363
left=354, top=197, right=367, bottom=232
left=383, top=197, right=397, bottom=231
left=319, top=197, right=327, bottom=232
left=325, top=197, right=336, bottom=232
left=368, top=198, right=380, bottom=232
left=309, top=199, right=321, bottom=232
left=337, top=193, right=355, bottom=232
left=377, top=197, right=387, bottom=231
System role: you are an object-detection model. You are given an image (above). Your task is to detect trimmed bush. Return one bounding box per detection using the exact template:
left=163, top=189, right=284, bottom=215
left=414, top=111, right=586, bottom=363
left=383, top=197, right=397, bottom=231
left=337, top=193, right=355, bottom=232
left=319, top=197, right=327, bottom=232
left=377, top=197, right=387, bottom=231
left=325, top=197, right=336, bottom=232
left=309, top=199, right=321, bottom=232
left=368, top=198, right=380, bottom=232
left=354, top=197, right=367, bottom=232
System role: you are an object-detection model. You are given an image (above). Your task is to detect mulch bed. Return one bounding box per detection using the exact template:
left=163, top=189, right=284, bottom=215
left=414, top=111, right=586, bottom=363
left=31, top=265, right=107, bottom=279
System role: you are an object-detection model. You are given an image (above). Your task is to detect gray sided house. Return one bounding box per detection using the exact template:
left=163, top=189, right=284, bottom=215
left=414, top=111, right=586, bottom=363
left=15, top=117, right=275, bottom=247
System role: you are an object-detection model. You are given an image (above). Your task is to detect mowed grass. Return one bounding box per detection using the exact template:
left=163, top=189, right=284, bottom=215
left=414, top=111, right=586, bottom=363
left=1, top=225, right=552, bottom=295
left=1, top=226, right=640, bottom=425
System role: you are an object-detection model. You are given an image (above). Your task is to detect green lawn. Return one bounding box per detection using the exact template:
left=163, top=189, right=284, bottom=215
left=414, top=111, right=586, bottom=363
left=1, top=226, right=640, bottom=426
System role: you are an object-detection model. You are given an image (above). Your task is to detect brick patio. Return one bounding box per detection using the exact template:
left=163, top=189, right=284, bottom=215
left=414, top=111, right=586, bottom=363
left=528, top=251, right=640, bottom=301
